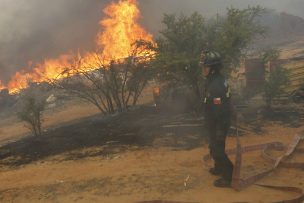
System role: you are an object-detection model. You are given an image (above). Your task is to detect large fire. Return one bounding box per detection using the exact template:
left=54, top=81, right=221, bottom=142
left=98, top=0, right=154, bottom=60
left=0, top=0, right=155, bottom=94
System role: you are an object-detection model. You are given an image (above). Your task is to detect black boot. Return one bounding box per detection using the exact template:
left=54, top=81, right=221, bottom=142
left=209, top=167, right=222, bottom=176
left=213, top=178, right=231, bottom=188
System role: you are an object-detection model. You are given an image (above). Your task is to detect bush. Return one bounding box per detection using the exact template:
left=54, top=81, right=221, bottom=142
left=17, top=84, right=48, bottom=136
left=260, top=48, right=289, bottom=109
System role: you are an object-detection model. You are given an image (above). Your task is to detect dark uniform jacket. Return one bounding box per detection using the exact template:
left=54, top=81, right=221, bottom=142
left=204, top=72, right=234, bottom=182
left=204, top=73, right=231, bottom=135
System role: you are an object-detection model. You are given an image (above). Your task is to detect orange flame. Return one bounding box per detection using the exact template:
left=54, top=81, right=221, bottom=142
left=3, top=0, right=155, bottom=94
left=98, top=0, right=154, bottom=60
left=7, top=55, right=74, bottom=93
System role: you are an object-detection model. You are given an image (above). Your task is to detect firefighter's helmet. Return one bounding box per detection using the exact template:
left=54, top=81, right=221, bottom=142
left=201, top=51, right=222, bottom=67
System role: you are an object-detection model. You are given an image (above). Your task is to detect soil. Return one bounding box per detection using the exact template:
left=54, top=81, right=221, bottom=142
left=0, top=103, right=303, bottom=203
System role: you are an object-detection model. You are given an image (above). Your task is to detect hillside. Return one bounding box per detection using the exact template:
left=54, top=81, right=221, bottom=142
left=254, top=11, right=304, bottom=48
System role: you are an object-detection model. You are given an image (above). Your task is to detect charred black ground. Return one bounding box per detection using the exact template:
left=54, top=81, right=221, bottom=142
left=0, top=104, right=302, bottom=168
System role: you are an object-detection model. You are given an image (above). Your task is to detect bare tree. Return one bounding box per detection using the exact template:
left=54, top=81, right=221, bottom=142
left=17, top=83, right=49, bottom=136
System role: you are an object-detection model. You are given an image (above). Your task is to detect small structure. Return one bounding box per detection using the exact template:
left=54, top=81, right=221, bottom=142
left=244, top=59, right=265, bottom=89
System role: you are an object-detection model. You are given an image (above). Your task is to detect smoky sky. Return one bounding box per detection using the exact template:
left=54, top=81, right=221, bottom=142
left=1, top=0, right=304, bottom=83
left=0, top=0, right=109, bottom=83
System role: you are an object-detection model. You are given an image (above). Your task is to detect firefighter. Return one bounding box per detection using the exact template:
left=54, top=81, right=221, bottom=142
left=200, top=51, right=234, bottom=188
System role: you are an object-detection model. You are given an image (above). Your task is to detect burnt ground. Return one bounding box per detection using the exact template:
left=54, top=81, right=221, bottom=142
left=233, top=105, right=304, bottom=135
left=0, top=104, right=303, bottom=168
left=0, top=106, right=206, bottom=167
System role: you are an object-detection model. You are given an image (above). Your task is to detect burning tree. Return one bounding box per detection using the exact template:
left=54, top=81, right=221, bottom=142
left=0, top=0, right=156, bottom=116
left=2, top=0, right=155, bottom=95
left=53, top=41, right=155, bottom=114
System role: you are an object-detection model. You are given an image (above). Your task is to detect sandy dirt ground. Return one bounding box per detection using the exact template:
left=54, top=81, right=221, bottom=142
left=0, top=103, right=303, bottom=203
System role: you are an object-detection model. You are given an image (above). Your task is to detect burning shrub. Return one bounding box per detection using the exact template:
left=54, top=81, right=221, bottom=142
left=54, top=41, right=154, bottom=114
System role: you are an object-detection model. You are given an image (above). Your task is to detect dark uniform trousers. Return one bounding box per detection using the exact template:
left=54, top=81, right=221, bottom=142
left=205, top=73, right=234, bottom=181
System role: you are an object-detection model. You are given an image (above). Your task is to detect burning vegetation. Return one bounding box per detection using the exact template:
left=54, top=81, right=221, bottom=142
left=0, top=1, right=304, bottom=203
left=0, top=0, right=155, bottom=94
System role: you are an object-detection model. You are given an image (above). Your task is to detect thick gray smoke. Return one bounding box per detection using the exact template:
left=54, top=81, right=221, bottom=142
left=1, top=0, right=304, bottom=83
left=140, top=0, right=304, bottom=34
left=0, top=0, right=109, bottom=83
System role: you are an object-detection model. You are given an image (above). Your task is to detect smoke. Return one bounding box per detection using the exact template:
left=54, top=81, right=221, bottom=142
left=1, top=0, right=304, bottom=83
left=139, top=0, right=304, bottom=34
left=0, top=0, right=109, bottom=83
